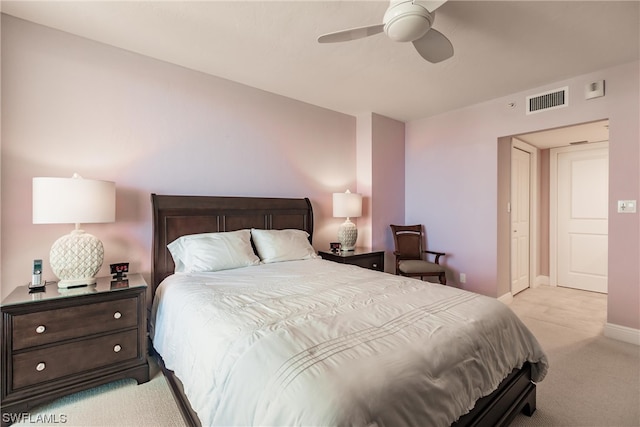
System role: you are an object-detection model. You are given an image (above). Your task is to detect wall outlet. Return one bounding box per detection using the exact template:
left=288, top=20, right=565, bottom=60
left=460, top=273, right=466, bottom=284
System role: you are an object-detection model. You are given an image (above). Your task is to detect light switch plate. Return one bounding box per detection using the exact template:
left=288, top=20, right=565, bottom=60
left=617, top=200, right=637, bottom=213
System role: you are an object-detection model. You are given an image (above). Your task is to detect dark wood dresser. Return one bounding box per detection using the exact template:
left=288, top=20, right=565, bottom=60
left=1, top=274, right=149, bottom=423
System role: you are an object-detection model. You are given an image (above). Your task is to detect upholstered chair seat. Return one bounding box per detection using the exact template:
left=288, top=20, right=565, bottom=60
left=398, top=259, right=446, bottom=275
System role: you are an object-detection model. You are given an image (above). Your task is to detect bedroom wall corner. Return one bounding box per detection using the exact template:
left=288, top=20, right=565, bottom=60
left=356, top=114, right=373, bottom=249
left=355, top=113, right=405, bottom=274
left=371, top=113, right=405, bottom=273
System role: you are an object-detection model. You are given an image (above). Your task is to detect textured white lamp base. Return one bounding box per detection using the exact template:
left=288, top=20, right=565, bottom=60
left=50, top=229, right=104, bottom=288
left=338, top=218, right=358, bottom=251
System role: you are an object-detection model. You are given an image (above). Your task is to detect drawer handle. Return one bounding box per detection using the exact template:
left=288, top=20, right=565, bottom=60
left=36, top=362, right=46, bottom=372
left=372, top=264, right=378, bottom=268
left=113, top=312, right=122, bottom=319
left=35, top=325, right=46, bottom=334
left=113, top=345, right=122, bottom=353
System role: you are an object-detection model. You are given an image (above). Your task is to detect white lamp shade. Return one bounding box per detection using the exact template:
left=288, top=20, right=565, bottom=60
left=33, top=175, right=116, bottom=225
left=333, top=190, right=362, bottom=218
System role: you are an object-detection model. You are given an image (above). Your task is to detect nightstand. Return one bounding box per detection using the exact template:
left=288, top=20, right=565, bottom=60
left=1, top=274, right=150, bottom=421
left=319, top=249, right=385, bottom=272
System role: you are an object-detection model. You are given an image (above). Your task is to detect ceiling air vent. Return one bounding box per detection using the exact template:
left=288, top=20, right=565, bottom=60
left=526, top=86, right=568, bottom=115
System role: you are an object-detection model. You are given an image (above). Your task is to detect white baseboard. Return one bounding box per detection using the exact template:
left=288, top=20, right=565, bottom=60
left=604, top=323, right=640, bottom=346
left=498, top=292, right=513, bottom=304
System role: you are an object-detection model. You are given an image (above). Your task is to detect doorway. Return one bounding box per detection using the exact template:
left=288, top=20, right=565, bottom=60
left=508, top=119, right=610, bottom=297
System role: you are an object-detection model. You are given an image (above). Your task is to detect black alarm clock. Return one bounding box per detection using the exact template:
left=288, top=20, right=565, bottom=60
left=110, top=262, right=129, bottom=279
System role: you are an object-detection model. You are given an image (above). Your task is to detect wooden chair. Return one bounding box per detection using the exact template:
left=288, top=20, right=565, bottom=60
left=390, top=224, right=447, bottom=285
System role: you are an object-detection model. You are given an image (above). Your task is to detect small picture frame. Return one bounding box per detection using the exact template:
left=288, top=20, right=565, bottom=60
left=330, top=242, right=342, bottom=253
left=110, top=262, right=129, bottom=279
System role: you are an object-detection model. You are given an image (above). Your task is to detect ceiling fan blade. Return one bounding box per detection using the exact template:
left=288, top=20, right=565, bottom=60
left=414, top=0, right=448, bottom=13
left=412, top=28, right=453, bottom=63
left=317, top=24, right=385, bottom=43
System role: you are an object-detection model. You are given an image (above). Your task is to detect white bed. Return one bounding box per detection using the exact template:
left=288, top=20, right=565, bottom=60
left=151, top=259, right=547, bottom=427
left=149, top=194, right=548, bottom=427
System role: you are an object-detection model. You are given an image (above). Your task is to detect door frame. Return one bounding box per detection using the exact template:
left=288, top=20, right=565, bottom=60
left=549, top=141, right=609, bottom=288
left=510, top=138, right=539, bottom=294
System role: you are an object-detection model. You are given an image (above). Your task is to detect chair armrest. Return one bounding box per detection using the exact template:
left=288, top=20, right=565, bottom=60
left=423, top=250, right=446, bottom=264
left=424, top=250, right=446, bottom=256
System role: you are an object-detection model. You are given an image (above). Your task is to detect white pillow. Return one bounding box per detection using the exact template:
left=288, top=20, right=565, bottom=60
left=167, top=229, right=260, bottom=273
left=251, top=228, right=318, bottom=263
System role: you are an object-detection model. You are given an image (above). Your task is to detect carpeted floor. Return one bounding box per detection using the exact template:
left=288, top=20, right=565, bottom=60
left=510, top=285, right=640, bottom=427
left=12, top=357, right=186, bottom=427
left=12, top=285, right=640, bottom=426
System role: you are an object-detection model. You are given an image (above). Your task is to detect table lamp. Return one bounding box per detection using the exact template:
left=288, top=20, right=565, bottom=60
left=33, top=173, right=115, bottom=288
left=332, top=190, right=362, bottom=251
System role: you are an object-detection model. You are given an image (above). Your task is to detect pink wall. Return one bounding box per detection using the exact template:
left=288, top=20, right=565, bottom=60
left=539, top=149, right=550, bottom=276
left=356, top=114, right=373, bottom=249
left=406, top=61, right=640, bottom=330
left=0, top=16, right=356, bottom=296
left=371, top=113, right=405, bottom=272
left=355, top=113, right=405, bottom=273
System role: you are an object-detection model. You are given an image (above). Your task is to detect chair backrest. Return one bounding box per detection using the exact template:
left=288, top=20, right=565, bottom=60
left=390, top=224, right=424, bottom=260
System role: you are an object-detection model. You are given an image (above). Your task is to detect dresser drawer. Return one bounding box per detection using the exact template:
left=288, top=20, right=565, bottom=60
left=12, top=297, right=138, bottom=350
left=349, top=255, right=384, bottom=271
left=12, top=329, right=139, bottom=389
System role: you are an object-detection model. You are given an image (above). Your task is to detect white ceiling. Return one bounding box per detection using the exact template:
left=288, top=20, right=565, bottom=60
left=516, top=119, right=609, bottom=149
left=1, top=1, right=638, bottom=127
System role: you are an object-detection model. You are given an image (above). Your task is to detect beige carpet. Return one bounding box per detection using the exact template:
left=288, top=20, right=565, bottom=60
left=13, top=285, right=640, bottom=426
left=13, top=358, right=186, bottom=427
left=509, top=285, right=640, bottom=427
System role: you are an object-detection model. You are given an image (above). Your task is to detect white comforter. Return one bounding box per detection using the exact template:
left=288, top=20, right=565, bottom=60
left=151, top=259, right=548, bottom=427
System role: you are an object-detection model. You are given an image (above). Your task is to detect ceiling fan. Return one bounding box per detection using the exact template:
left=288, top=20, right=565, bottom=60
left=317, top=0, right=453, bottom=63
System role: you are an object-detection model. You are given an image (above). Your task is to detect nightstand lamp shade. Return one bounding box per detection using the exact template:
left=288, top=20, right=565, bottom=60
left=332, top=190, right=362, bottom=251
left=33, top=174, right=115, bottom=288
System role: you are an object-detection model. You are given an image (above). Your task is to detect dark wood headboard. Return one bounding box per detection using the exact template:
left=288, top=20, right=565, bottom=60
left=150, top=194, right=314, bottom=295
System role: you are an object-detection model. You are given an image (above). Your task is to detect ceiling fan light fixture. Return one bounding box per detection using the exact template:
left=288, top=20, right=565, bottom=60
left=383, top=2, right=432, bottom=42
left=316, top=0, right=452, bottom=63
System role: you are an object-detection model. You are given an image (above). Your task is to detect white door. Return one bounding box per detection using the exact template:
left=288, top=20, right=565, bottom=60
left=552, top=143, right=609, bottom=293
left=511, top=147, right=531, bottom=295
